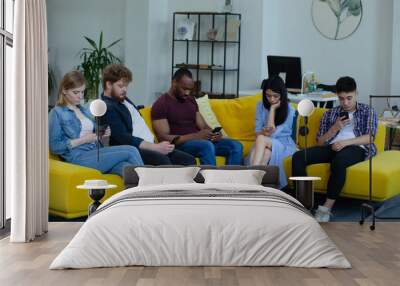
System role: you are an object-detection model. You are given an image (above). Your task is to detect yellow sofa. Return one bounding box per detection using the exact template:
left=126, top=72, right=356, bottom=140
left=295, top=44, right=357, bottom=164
left=49, top=94, right=400, bottom=218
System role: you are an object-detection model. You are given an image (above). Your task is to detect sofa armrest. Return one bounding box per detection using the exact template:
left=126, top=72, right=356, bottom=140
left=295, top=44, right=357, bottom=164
left=49, top=159, right=104, bottom=214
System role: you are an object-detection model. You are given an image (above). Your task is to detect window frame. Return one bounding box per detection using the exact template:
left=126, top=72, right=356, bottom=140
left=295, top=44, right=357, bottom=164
left=0, top=0, right=14, bottom=231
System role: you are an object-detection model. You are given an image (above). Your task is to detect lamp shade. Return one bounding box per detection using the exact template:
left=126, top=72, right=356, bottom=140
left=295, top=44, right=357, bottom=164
left=297, top=99, right=315, bottom=117
left=89, top=99, right=107, bottom=117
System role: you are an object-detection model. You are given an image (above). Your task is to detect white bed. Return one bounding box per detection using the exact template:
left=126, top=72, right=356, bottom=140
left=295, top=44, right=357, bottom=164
left=50, top=183, right=350, bottom=269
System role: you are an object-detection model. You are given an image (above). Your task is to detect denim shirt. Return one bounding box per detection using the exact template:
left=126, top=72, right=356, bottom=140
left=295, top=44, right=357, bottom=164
left=255, top=101, right=296, bottom=139
left=49, top=105, right=97, bottom=162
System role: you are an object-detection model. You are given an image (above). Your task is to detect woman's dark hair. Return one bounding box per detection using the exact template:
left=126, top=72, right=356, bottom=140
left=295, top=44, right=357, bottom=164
left=262, top=76, right=289, bottom=126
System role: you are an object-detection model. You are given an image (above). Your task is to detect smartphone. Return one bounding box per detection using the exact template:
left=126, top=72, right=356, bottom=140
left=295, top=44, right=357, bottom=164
left=171, top=136, right=180, bottom=145
left=212, top=127, right=222, bottom=133
left=339, top=111, right=349, bottom=120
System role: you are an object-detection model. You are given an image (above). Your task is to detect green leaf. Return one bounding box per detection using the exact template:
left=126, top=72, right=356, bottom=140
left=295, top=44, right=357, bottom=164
left=99, top=31, right=103, bottom=50
left=347, top=0, right=361, bottom=16
left=84, top=36, right=98, bottom=50
left=106, top=38, right=122, bottom=48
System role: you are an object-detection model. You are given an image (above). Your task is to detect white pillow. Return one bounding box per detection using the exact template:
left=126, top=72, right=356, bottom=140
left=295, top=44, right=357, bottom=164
left=200, top=169, right=266, bottom=185
left=135, top=167, right=200, bottom=186
left=195, top=94, right=227, bottom=136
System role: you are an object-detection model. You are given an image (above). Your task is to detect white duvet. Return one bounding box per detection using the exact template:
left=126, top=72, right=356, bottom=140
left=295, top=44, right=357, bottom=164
left=50, top=183, right=351, bottom=269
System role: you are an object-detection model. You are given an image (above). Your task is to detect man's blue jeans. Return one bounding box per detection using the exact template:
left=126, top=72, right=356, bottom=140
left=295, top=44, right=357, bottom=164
left=176, top=139, right=243, bottom=165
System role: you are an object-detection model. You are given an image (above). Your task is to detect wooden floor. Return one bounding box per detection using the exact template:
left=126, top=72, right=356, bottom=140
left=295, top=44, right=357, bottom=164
left=0, top=222, right=399, bottom=286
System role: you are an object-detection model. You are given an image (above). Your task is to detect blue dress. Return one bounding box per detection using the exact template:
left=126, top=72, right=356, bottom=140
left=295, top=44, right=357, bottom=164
left=246, top=102, right=297, bottom=188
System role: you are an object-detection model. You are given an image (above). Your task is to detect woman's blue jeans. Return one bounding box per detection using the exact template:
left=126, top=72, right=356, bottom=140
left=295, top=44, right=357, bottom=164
left=71, top=145, right=143, bottom=177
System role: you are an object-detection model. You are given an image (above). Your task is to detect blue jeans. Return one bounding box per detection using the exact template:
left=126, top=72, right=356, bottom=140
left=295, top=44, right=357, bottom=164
left=176, top=139, right=243, bottom=166
left=71, top=145, right=143, bottom=177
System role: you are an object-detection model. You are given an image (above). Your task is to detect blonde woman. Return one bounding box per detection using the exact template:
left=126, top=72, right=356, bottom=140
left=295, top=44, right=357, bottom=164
left=49, top=71, right=143, bottom=177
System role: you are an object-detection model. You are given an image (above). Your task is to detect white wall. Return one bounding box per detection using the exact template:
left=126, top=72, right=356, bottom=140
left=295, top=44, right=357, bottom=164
left=234, top=0, right=264, bottom=90
left=262, top=0, right=394, bottom=104
left=47, top=0, right=398, bottom=105
left=391, top=0, right=400, bottom=95
left=47, top=0, right=126, bottom=104
left=146, top=0, right=170, bottom=104
left=124, top=0, right=150, bottom=105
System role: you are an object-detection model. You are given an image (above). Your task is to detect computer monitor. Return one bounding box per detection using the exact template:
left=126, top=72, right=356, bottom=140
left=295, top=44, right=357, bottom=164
left=267, top=55, right=302, bottom=89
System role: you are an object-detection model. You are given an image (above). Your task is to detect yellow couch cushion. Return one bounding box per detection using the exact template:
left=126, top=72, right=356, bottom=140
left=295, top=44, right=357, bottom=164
left=196, top=94, right=227, bottom=137
left=209, top=94, right=262, bottom=141
left=139, top=107, right=154, bottom=135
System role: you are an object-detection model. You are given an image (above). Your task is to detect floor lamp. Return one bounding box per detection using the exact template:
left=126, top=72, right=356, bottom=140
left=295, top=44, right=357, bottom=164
left=89, top=99, right=107, bottom=162
left=360, top=95, right=400, bottom=231
left=292, top=99, right=317, bottom=209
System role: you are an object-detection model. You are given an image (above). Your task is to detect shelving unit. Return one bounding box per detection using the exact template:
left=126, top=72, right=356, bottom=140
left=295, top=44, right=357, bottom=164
left=172, top=12, right=241, bottom=98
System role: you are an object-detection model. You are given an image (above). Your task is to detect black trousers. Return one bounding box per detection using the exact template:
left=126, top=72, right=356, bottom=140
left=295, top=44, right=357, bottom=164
left=292, top=145, right=365, bottom=200
left=139, top=149, right=196, bottom=166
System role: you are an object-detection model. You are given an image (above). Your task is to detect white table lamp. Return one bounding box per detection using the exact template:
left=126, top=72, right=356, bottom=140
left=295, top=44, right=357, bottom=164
left=298, top=98, right=315, bottom=117
left=90, top=99, right=107, bottom=117
left=89, top=99, right=107, bottom=161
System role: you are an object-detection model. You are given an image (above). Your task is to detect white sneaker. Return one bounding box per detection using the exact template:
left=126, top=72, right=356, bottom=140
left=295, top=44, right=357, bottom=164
left=314, top=206, right=332, bottom=222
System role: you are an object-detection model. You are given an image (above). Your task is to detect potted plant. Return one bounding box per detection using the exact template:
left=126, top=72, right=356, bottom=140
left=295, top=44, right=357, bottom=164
left=48, top=64, right=57, bottom=112
left=48, top=64, right=56, bottom=95
left=77, top=31, right=122, bottom=102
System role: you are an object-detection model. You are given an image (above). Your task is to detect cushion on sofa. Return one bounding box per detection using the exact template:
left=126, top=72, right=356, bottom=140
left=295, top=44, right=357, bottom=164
left=139, top=107, right=154, bottom=135
left=209, top=95, right=261, bottom=141
left=196, top=94, right=227, bottom=136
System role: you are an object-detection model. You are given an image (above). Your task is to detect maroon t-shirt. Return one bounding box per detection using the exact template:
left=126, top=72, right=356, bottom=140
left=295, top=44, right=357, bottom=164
left=151, top=93, right=200, bottom=135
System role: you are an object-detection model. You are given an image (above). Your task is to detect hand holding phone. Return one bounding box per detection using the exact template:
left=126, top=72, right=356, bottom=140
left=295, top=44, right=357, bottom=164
left=339, top=111, right=349, bottom=120
left=334, top=112, right=350, bottom=131
left=171, top=136, right=180, bottom=145
left=212, top=126, right=222, bottom=134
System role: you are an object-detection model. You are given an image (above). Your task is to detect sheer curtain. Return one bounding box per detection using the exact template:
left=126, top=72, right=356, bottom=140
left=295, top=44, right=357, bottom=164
left=7, top=0, right=48, bottom=242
